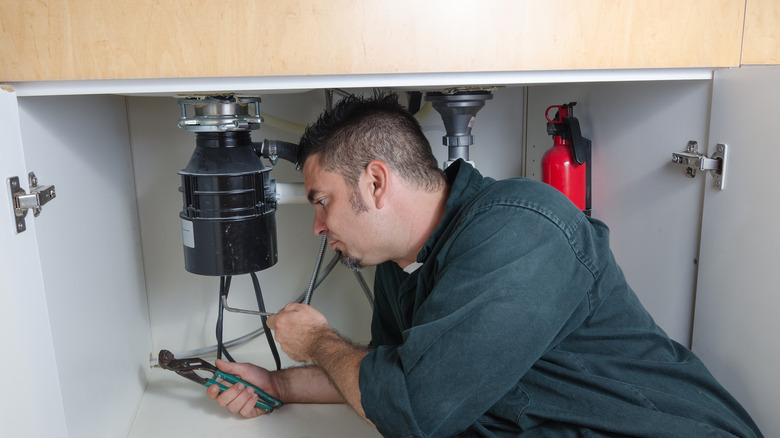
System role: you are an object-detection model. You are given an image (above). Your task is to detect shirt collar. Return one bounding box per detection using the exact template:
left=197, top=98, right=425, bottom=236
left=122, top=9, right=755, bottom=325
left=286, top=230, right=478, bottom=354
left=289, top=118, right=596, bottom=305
left=402, top=262, right=423, bottom=273
left=416, top=159, right=488, bottom=262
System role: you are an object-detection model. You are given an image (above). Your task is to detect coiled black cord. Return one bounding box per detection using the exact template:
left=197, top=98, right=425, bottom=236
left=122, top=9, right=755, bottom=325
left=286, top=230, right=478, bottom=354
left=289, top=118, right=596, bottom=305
left=250, top=271, right=282, bottom=371
left=217, top=276, right=236, bottom=362
left=216, top=273, right=282, bottom=371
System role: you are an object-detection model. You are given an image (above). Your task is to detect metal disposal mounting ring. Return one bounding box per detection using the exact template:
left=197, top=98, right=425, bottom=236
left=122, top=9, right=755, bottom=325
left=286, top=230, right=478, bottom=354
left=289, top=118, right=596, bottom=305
left=178, top=95, right=263, bottom=132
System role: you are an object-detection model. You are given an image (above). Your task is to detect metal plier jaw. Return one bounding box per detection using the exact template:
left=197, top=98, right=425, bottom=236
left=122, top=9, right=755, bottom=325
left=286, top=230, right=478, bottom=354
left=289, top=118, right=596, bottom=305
left=157, top=349, right=282, bottom=413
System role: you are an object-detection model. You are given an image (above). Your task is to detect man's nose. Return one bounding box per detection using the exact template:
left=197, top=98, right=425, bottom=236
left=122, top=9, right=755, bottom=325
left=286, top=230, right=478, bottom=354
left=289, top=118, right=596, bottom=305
left=312, top=213, right=327, bottom=236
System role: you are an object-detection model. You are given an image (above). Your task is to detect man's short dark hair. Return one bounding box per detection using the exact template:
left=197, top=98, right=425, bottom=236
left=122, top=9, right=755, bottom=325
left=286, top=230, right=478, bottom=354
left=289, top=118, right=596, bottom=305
left=297, top=92, right=445, bottom=194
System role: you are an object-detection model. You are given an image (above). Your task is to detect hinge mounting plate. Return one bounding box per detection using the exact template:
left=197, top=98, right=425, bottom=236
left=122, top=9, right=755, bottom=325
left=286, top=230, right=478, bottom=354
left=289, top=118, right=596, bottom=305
left=672, top=141, right=728, bottom=190
left=6, top=172, right=56, bottom=234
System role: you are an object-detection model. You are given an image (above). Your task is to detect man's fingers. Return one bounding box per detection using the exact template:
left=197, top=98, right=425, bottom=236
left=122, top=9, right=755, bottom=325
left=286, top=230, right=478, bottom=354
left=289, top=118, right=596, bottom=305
left=222, top=383, right=250, bottom=411
left=238, top=390, right=261, bottom=417
left=214, top=358, right=235, bottom=372
left=215, top=382, right=240, bottom=407
left=224, top=384, right=263, bottom=418
left=206, top=383, right=221, bottom=400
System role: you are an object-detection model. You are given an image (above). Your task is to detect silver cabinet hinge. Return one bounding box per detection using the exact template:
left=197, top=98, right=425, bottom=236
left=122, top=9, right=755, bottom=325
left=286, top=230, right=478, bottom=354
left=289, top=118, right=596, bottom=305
left=672, top=141, right=728, bottom=190
left=6, top=172, right=56, bottom=234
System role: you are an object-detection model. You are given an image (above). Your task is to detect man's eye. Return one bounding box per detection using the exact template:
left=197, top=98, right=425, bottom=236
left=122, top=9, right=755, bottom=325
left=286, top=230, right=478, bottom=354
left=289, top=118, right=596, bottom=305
left=316, top=199, right=326, bottom=207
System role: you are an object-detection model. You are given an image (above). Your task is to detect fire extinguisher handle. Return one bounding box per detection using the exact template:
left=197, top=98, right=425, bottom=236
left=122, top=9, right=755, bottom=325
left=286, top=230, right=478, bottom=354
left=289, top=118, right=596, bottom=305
left=545, top=105, right=563, bottom=123
left=566, top=117, right=591, bottom=165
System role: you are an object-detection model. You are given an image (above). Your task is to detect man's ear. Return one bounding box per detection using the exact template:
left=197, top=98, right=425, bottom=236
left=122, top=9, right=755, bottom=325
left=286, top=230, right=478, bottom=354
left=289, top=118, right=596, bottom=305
left=365, top=160, right=390, bottom=209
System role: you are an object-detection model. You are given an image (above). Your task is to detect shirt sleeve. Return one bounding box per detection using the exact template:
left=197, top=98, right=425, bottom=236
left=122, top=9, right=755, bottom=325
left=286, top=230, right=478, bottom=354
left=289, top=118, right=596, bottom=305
left=359, top=204, right=597, bottom=437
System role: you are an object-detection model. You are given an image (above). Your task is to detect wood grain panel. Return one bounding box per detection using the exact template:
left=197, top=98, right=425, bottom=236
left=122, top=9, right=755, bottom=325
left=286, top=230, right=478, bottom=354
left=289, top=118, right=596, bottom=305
left=0, top=0, right=745, bottom=81
left=742, top=0, right=780, bottom=65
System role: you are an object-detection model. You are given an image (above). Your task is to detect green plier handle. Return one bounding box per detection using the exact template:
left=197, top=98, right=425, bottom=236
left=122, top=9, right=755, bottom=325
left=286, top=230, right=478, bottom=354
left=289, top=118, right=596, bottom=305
left=157, top=349, right=283, bottom=413
left=205, top=371, right=283, bottom=413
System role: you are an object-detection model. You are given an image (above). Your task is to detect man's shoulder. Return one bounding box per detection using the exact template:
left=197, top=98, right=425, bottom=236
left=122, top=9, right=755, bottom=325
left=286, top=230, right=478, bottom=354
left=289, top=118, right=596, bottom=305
left=470, top=176, right=581, bottom=219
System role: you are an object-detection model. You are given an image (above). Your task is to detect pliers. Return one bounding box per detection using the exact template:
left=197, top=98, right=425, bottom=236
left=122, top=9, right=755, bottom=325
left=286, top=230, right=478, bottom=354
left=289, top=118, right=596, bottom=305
left=157, top=349, right=283, bottom=413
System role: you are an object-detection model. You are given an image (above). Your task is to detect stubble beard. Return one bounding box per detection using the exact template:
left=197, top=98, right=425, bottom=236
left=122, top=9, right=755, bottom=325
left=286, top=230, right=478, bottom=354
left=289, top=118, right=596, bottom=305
left=337, top=250, right=363, bottom=271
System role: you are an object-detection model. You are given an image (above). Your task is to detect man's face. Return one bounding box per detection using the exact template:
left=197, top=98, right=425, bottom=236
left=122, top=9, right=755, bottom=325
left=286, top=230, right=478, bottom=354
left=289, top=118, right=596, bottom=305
left=303, top=156, right=377, bottom=269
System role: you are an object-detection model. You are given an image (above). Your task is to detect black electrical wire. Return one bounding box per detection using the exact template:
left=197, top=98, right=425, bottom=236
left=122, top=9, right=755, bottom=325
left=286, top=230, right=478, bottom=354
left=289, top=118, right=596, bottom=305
left=250, top=271, right=282, bottom=371
left=216, top=276, right=236, bottom=362
left=212, top=248, right=342, bottom=369
left=217, top=276, right=226, bottom=360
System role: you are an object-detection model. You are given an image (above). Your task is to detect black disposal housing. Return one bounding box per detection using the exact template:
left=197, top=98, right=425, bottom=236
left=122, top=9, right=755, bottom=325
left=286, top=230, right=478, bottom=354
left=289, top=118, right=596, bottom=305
left=178, top=131, right=278, bottom=276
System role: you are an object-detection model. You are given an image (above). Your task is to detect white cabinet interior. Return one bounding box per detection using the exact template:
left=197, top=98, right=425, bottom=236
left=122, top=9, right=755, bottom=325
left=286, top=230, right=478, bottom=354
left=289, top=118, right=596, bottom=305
left=2, top=69, right=776, bottom=436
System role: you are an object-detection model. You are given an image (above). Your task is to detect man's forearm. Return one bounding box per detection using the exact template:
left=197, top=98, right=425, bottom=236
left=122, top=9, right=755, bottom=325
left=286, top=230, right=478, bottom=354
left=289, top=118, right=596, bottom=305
left=309, top=328, right=372, bottom=422
left=275, top=364, right=345, bottom=404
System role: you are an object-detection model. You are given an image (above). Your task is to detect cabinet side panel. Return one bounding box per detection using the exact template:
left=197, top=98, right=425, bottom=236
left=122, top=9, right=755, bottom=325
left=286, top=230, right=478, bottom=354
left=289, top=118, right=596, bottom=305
left=18, top=95, right=152, bottom=438
left=0, top=89, right=70, bottom=438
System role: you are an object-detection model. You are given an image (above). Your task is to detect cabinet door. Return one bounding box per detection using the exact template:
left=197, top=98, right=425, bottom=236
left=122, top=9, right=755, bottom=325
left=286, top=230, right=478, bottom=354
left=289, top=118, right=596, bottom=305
left=691, top=66, right=780, bottom=436
left=0, top=88, right=68, bottom=436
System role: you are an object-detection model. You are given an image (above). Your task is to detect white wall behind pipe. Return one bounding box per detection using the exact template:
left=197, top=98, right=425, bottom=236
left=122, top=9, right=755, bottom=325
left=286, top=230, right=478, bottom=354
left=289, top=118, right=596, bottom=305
left=276, top=182, right=307, bottom=204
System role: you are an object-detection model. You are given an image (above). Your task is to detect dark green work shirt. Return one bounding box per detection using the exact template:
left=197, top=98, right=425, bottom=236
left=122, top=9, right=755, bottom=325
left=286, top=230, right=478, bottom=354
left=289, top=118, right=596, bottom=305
left=358, top=160, right=762, bottom=438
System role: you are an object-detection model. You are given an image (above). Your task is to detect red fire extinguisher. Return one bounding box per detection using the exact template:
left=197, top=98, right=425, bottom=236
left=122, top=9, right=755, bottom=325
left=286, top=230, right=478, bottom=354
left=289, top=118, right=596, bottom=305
left=542, top=102, right=592, bottom=216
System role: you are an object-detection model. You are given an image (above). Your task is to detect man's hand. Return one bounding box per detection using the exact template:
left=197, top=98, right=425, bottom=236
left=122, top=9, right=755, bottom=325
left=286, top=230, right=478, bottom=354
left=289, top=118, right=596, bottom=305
left=267, top=303, right=330, bottom=363
left=206, top=304, right=370, bottom=423
left=267, top=303, right=372, bottom=422
left=205, top=360, right=280, bottom=418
